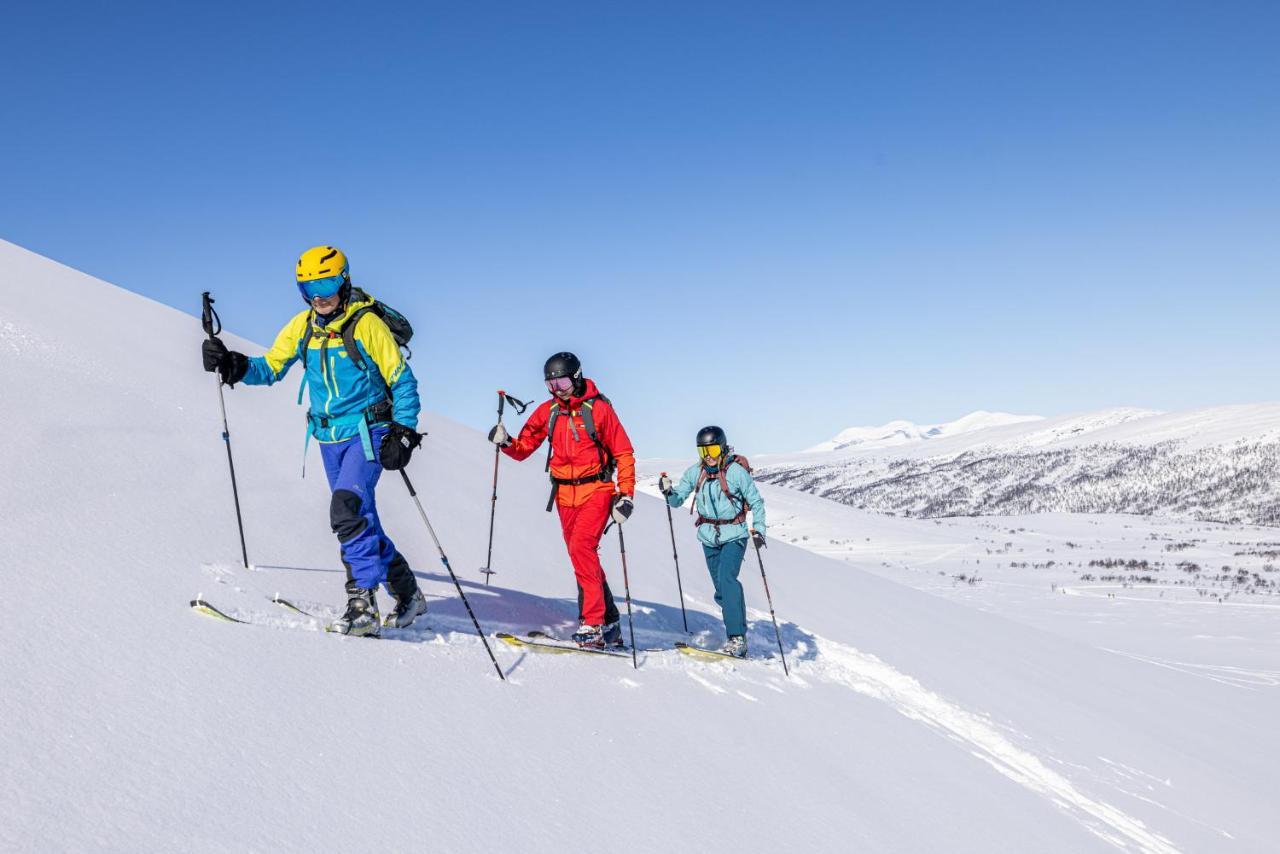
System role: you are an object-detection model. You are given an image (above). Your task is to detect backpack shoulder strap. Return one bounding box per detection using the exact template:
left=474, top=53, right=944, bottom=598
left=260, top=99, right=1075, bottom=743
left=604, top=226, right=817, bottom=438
left=578, top=395, right=602, bottom=443
left=717, top=467, right=734, bottom=500
left=721, top=456, right=751, bottom=508
left=297, top=310, right=316, bottom=367
left=578, top=396, right=614, bottom=471
left=689, top=466, right=709, bottom=515
left=544, top=401, right=560, bottom=472
left=341, top=306, right=374, bottom=372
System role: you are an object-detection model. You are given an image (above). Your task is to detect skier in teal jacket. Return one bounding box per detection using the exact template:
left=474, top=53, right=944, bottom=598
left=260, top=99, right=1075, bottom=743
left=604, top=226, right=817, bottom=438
left=661, top=425, right=766, bottom=658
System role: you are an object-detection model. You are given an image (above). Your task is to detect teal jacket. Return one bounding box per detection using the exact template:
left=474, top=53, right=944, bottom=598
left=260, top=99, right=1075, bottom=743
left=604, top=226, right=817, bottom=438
left=667, top=458, right=766, bottom=547
left=241, top=295, right=419, bottom=452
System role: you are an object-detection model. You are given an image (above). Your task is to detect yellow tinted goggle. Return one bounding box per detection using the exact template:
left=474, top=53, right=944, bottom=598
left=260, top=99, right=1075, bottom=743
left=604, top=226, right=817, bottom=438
left=697, top=444, right=723, bottom=460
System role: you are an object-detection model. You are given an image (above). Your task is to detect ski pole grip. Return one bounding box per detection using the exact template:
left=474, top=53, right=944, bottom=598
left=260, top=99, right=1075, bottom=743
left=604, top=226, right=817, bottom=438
left=200, top=292, right=220, bottom=338
left=497, top=390, right=506, bottom=419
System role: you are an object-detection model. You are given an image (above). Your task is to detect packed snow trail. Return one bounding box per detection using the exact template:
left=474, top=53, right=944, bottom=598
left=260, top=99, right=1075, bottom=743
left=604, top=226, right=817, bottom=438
left=199, top=560, right=1182, bottom=853
left=803, top=636, right=1181, bottom=854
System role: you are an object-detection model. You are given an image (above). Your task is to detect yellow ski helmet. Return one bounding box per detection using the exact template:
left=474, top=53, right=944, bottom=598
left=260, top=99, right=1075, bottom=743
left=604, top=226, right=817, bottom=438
left=295, top=245, right=350, bottom=302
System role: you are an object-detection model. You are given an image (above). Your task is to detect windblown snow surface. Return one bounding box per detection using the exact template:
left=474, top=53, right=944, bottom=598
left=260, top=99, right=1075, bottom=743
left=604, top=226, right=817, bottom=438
left=2, top=239, right=1276, bottom=853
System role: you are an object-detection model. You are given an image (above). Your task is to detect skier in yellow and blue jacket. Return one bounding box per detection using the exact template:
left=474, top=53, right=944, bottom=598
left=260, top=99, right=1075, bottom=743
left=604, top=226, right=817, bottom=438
left=201, top=246, right=425, bottom=637
left=660, top=425, right=766, bottom=658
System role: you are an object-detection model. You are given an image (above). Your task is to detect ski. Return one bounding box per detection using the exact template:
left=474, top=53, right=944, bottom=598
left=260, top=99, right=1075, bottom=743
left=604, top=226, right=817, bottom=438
left=495, top=632, right=632, bottom=658
left=190, top=597, right=249, bottom=624
left=271, top=594, right=328, bottom=619
left=191, top=596, right=429, bottom=639
left=674, top=642, right=760, bottom=662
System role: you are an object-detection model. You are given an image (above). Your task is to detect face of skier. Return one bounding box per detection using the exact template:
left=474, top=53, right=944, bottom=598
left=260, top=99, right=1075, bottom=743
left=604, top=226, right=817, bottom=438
left=546, top=376, right=574, bottom=400
left=311, top=292, right=342, bottom=315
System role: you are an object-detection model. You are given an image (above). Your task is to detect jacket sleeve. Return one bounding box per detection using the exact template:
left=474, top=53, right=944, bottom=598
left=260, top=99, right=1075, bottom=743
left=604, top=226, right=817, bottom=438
left=600, top=401, right=635, bottom=496
left=502, top=401, right=550, bottom=462
left=667, top=463, right=699, bottom=508
left=733, top=465, right=766, bottom=537
left=354, top=314, right=419, bottom=429
left=242, top=312, right=308, bottom=386
left=389, top=363, right=420, bottom=429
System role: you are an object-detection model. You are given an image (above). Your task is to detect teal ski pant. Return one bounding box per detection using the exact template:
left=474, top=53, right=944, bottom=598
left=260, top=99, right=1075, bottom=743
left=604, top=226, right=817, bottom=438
left=702, top=538, right=747, bottom=638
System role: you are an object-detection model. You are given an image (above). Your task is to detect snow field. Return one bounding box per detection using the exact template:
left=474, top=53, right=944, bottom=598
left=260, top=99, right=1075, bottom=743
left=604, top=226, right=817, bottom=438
left=3, top=239, right=1277, bottom=852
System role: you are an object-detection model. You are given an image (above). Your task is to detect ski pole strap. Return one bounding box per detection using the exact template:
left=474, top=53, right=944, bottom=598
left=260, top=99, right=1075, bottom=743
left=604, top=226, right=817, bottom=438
left=503, top=393, right=531, bottom=414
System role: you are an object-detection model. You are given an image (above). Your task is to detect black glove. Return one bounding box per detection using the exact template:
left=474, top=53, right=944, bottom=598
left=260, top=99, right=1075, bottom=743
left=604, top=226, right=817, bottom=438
left=611, top=495, right=634, bottom=524
left=380, top=423, right=423, bottom=470
left=202, top=338, right=248, bottom=386
left=751, top=529, right=766, bottom=550
left=487, top=423, right=511, bottom=447
left=657, top=474, right=673, bottom=496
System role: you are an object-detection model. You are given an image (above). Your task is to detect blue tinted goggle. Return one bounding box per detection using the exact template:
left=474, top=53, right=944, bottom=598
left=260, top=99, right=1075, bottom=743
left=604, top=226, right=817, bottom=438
left=297, top=274, right=346, bottom=301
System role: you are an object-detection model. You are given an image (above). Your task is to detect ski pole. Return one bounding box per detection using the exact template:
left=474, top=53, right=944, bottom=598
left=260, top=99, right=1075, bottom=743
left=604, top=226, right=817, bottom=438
left=660, top=473, right=689, bottom=633
left=751, top=535, right=789, bottom=677
left=400, top=470, right=505, bottom=681
left=617, top=525, right=639, bottom=670
left=201, top=292, right=249, bottom=570
left=481, top=390, right=529, bottom=584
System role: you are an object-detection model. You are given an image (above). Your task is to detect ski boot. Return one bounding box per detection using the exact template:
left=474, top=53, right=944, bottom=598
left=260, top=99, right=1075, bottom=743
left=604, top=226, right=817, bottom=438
left=383, top=588, right=427, bottom=629
left=571, top=623, right=604, bottom=649
left=328, top=588, right=381, bottom=637
left=720, top=635, right=747, bottom=658
left=601, top=621, right=624, bottom=649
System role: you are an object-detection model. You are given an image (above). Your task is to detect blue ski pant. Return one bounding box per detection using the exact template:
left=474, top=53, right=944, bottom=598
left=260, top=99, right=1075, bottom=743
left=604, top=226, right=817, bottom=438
left=319, top=428, right=414, bottom=596
left=702, top=537, right=748, bottom=638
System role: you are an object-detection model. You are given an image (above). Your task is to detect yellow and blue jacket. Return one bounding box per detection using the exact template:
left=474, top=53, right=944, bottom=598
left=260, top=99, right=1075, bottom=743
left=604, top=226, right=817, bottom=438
left=243, top=295, right=419, bottom=458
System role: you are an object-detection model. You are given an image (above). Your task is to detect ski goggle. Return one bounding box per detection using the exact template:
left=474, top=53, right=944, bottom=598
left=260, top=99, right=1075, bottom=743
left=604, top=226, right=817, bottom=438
left=297, top=274, right=346, bottom=302
left=546, top=376, right=574, bottom=394
left=697, top=444, right=723, bottom=460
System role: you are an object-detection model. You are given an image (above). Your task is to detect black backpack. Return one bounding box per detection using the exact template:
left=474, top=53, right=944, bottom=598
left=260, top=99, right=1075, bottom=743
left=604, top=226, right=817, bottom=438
left=341, top=288, right=413, bottom=371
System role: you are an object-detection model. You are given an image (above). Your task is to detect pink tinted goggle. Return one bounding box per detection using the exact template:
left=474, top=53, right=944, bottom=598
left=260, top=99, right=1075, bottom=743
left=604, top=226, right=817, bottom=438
left=546, top=376, right=574, bottom=394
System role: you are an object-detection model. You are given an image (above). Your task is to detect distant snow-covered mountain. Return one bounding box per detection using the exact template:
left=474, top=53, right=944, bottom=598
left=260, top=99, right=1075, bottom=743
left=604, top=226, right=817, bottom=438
left=806, top=411, right=1045, bottom=452
left=763, top=405, right=1280, bottom=526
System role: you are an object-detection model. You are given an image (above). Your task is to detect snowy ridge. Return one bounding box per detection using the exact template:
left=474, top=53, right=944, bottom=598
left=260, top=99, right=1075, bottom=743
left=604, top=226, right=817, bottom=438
left=3, top=238, right=1277, bottom=852
left=760, top=405, right=1280, bottom=525
left=805, top=410, right=1045, bottom=452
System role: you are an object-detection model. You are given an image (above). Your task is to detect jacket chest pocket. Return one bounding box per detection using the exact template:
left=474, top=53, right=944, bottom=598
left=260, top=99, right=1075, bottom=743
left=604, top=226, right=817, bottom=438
left=558, top=414, right=585, bottom=443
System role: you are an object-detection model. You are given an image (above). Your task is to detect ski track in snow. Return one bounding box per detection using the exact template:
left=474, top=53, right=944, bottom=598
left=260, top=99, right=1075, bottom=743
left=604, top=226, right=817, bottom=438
left=800, top=635, right=1182, bottom=854
left=1100, top=648, right=1280, bottom=690
left=200, top=562, right=1185, bottom=852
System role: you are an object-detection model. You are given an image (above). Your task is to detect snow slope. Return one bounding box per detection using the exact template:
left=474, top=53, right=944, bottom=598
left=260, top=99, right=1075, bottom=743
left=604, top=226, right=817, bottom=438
left=2, top=239, right=1277, bottom=853
left=805, top=411, right=1045, bottom=453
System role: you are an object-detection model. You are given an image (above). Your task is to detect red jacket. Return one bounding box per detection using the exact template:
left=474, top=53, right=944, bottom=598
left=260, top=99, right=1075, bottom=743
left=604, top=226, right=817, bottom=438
left=502, top=378, right=636, bottom=508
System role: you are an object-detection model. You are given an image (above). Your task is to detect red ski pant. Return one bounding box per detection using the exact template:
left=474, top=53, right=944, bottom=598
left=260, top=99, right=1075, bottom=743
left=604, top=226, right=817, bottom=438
left=557, top=488, right=619, bottom=626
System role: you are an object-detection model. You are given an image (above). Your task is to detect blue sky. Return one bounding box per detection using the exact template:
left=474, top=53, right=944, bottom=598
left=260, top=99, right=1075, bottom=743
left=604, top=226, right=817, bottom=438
left=5, top=1, right=1278, bottom=456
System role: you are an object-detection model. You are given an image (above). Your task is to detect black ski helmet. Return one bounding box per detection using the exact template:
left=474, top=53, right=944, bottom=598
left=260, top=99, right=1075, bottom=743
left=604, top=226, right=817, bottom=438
left=696, top=425, right=728, bottom=448
left=544, top=352, right=582, bottom=382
